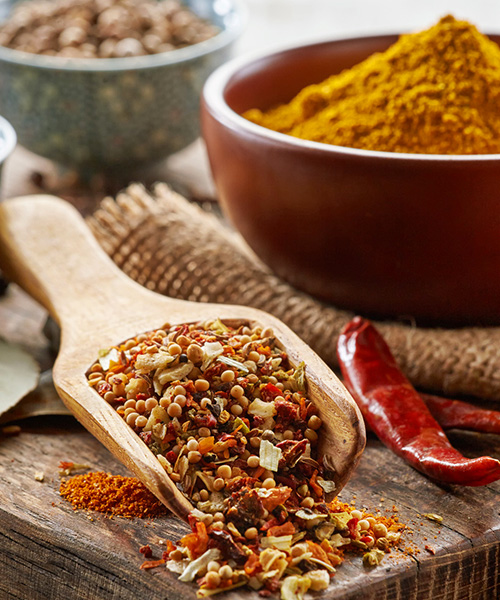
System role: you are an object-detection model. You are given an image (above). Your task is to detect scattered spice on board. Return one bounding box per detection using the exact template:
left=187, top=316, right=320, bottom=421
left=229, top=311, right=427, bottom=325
left=423, top=514, right=443, bottom=524
left=244, top=16, right=500, bottom=155
left=60, top=472, right=168, bottom=518
left=0, top=0, right=219, bottom=58
left=58, top=460, right=91, bottom=476
left=88, top=319, right=405, bottom=598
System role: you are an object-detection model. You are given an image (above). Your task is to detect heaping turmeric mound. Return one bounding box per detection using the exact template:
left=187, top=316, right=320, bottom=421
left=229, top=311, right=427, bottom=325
left=243, top=15, right=500, bottom=155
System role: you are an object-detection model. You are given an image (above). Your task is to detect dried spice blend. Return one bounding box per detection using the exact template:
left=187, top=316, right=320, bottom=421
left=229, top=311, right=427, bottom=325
left=88, top=319, right=404, bottom=598
left=244, top=16, right=500, bottom=154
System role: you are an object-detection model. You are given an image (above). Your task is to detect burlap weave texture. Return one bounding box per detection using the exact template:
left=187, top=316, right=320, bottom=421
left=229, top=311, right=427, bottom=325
left=87, top=183, right=500, bottom=401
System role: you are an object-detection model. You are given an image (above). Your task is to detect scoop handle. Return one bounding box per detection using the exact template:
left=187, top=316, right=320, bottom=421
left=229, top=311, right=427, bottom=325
left=0, top=195, right=155, bottom=327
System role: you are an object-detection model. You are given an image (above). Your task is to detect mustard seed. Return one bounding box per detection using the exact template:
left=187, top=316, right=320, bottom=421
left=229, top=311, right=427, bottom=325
left=213, top=478, right=225, bottom=491
left=230, top=385, right=244, bottom=399
left=126, top=412, right=139, bottom=426
left=230, top=404, right=243, bottom=416
left=145, top=398, right=158, bottom=411
left=247, top=455, right=260, bottom=468
left=207, top=560, right=221, bottom=572
left=169, top=343, right=182, bottom=356
left=308, top=415, right=323, bottom=430
left=221, top=370, right=235, bottom=382
left=373, top=523, right=388, bottom=538
left=195, top=379, right=210, bottom=392
left=167, top=402, right=182, bottom=418
left=135, top=415, right=148, bottom=429
left=174, top=394, right=187, bottom=407
left=216, top=465, right=232, bottom=479
left=187, top=343, right=203, bottom=363
left=219, top=565, right=233, bottom=579
left=186, top=440, right=198, bottom=453
left=188, top=451, right=202, bottom=463
left=205, top=572, right=221, bottom=588
left=245, top=527, right=258, bottom=540
left=305, top=428, right=318, bottom=442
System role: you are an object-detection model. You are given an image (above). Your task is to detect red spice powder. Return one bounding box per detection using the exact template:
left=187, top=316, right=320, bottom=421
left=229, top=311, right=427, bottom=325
left=60, top=471, right=168, bottom=518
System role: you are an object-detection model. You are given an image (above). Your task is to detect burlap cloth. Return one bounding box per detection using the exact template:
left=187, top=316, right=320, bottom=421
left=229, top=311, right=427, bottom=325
left=87, top=183, right=500, bottom=402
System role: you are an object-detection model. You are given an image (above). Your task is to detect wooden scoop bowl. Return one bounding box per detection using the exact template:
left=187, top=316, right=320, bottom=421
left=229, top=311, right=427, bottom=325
left=0, top=195, right=365, bottom=521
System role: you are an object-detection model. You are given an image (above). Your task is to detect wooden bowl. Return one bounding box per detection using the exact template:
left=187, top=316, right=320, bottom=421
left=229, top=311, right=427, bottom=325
left=201, top=34, right=500, bottom=326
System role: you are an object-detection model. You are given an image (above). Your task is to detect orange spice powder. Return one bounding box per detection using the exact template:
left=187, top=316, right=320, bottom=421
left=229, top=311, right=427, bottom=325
left=60, top=471, right=168, bottom=518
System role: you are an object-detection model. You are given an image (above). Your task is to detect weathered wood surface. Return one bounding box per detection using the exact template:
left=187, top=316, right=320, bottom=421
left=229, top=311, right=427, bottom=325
left=1, top=285, right=500, bottom=600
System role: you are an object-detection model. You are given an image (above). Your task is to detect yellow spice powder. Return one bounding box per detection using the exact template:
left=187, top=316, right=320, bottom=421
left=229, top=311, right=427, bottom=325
left=243, top=15, right=500, bottom=154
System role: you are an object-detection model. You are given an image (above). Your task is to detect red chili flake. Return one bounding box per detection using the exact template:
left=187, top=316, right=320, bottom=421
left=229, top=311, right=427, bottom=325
left=347, top=517, right=359, bottom=539
left=299, top=397, right=308, bottom=421
left=166, top=451, right=178, bottom=464
left=194, top=413, right=217, bottom=429
left=424, top=545, right=436, bottom=555
left=139, top=431, right=152, bottom=445
left=96, top=381, right=112, bottom=395
left=59, top=461, right=74, bottom=470
left=136, top=393, right=148, bottom=401
left=309, top=470, right=324, bottom=497
left=261, top=517, right=280, bottom=531
left=140, top=559, right=165, bottom=570
left=244, top=552, right=261, bottom=575
left=261, top=383, right=282, bottom=402
left=263, top=577, right=280, bottom=593
left=275, top=398, right=298, bottom=422
left=139, top=545, right=153, bottom=558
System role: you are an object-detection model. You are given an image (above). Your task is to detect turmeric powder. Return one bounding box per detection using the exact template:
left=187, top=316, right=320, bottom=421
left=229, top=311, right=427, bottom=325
left=243, top=15, right=500, bottom=155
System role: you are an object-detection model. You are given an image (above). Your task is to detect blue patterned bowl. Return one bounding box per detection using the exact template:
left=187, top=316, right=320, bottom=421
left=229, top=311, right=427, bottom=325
left=0, top=0, right=245, bottom=171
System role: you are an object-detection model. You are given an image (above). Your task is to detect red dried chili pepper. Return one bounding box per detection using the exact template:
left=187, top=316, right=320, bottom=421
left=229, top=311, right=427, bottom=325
left=337, top=317, right=500, bottom=486
left=421, top=393, right=500, bottom=434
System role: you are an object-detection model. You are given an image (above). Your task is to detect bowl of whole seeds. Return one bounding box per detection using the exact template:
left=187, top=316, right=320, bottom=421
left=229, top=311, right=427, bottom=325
left=0, top=0, right=245, bottom=170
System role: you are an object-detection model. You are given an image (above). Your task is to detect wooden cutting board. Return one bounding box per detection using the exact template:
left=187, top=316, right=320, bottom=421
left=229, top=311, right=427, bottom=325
left=1, top=286, right=500, bottom=600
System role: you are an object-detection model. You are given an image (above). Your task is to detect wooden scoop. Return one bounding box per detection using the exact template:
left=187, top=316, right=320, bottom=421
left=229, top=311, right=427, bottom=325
left=0, top=195, right=365, bottom=521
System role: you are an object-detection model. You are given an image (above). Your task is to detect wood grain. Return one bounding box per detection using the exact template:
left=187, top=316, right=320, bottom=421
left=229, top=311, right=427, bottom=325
left=1, top=286, right=500, bottom=600
left=1, top=417, right=500, bottom=599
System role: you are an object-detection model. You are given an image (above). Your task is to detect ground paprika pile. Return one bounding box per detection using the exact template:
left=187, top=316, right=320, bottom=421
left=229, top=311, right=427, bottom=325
left=244, top=15, right=500, bottom=154
left=60, top=471, right=168, bottom=518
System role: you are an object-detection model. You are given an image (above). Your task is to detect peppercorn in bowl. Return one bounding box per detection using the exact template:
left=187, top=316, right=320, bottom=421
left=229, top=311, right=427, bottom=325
left=0, top=0, right=245, bottom=170
left=202, top=17, right=500, bottom=326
